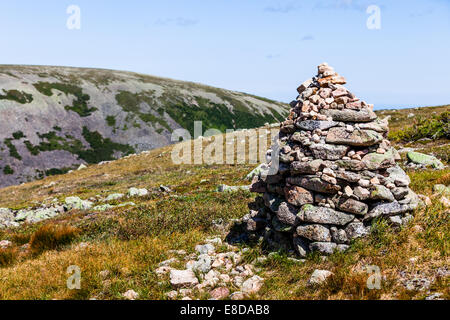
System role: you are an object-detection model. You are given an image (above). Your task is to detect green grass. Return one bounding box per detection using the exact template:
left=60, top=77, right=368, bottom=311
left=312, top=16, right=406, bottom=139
left=0, top=89, right=33, bottom=104
left=23, top=128, right=135, bottom=164
left=389, top=111, right=449, bottom=142
left=115, top=90, right=171, bottom=131
left=33, top=82, right=97, bottom=117
left=3, top=165, right=14, bottom=175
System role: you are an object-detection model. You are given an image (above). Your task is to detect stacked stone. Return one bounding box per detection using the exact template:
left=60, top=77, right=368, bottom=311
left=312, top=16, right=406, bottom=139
left=246, top=63, right=420, bottom=257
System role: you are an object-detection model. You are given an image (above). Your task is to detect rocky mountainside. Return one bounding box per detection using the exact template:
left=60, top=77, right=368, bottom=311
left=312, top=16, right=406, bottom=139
left=0, top=65, right=289, bottom=188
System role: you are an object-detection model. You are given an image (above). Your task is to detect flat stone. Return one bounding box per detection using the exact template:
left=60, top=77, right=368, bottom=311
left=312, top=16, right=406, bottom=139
left=362, top=148, right=397, bottom=170
left=335, top=171, right=362, bottom=183
left=370, top=185, right=395, bottom=202
left=365, top=201, right=418, bottom=221
left=358, top=118, right=389, bottom=133
left=309, top=143, right=350, bottom=160
left=287, top=176, right=341, bottom=194
left=284, top=186, right=314, bottom=207
left=309, top=242, right=337, bottom=255
left=296, top=120, right=338, bottom=131
left=336, top=197, right=368, bottom=215
left=322, top=108, right=377, bottom=123
left=335, top=159, right=366, bottom=171
left=170, top=270, right=199, bottom=289
left=407, top=152, right=445, bottom=169
left=298, top=205, right=355, bottom=226
left=296, top=224, right=331, bottom=242
left=290, top=159, right=325, bottom=175
left=326, top=128, right=383, bottom=147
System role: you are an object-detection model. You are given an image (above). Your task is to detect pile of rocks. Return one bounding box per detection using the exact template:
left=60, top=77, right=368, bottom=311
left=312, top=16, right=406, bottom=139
left=246, top=63, right=420, bottom=257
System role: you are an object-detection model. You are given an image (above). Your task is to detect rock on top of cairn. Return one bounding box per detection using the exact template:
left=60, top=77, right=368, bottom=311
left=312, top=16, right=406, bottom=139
left=246, top=63, right=420, bottom=257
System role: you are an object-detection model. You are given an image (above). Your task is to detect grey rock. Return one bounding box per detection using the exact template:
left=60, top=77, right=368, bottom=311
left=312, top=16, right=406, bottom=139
left=217, top=184, right=250, bottom=193
left=335, top=159, right=366, bottom=171
left=276, top=202, right=300, bottom=226
left=330, top=227, right=349, bottom=244
left=370, top=185, right=395, bottom=202
left=345, top=222, right=369, bottom=240
left=309, top=242, right=337, bottom=255
left=334, top=171, right=361, bottom=183
left=284, top=185, right=314, bottom=207
left=263, top=193, right=283, bottom=213
left=362, top=148, right=397, bottom=170
left=309, top=143, right=349, bottom=161
left=392, top=187, right=409, bottom=200
left=190, top=254, right=212, bottom=274
left=365, top=201, right=417, bottom=220
left=407, top=152, right=445, bottom=169
left=354, top=186, right=370, bottom=201
left=296, top=120, right=338, bottom=131
left=336, top=197, right=368, bottom=215
left=326, top=128, right=383, bottom=147
left=296, top=224, right=331, bottom=242
left=386, top=166, right=411, bottom=187
left=65, top=197, right=93, bottom=210
left=290, top=159, right=325, bottom=174
left=272, top=216, right=294, bottom=233
left=298, top=205, right=355, bottom=226
left=322, top=108, right=377, bottom=123
left=287, top=176, right=341, bottom=194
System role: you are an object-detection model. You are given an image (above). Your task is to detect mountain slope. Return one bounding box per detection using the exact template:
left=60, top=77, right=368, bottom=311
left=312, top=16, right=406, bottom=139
left=0, top=65, right=289, bottom=188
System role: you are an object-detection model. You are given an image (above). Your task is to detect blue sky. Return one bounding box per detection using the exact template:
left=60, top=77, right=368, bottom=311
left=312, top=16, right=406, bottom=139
left=0, top=0, right=449, bottom=109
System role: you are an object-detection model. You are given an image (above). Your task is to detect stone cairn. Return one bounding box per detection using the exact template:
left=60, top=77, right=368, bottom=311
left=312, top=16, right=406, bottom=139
left=246, top=63, right=420, bottom=257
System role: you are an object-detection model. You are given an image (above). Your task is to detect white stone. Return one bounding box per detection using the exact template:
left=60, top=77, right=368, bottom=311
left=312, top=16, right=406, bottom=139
left=170, top=270, right=199, bottom=289
left=122, top=290, right=139, bottom=300
left=241, top=275, right=264, bottom=295
left=308, top=270, right=334, bottom=285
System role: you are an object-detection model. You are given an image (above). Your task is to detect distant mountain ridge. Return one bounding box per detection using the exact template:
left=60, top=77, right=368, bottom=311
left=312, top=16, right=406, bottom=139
left=0, top=65, right=289, bottom=188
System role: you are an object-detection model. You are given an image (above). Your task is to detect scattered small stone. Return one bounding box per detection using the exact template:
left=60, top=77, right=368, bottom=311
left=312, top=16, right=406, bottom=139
left=170, top=270, right=199, bottom=289
left=309, top=270, right=334, bottom=285
left=122, top=290, right=139, bottom=300
left=210, top=287, right=230, bottom=300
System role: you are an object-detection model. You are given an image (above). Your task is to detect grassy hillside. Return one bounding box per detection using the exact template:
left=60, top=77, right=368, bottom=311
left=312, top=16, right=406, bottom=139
left=0, top=105, right=448, bottom=300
